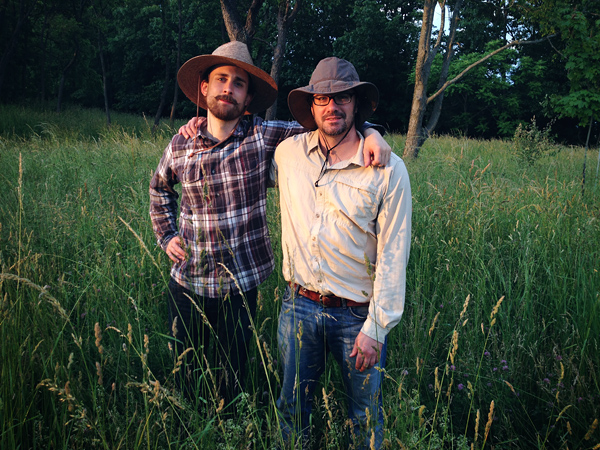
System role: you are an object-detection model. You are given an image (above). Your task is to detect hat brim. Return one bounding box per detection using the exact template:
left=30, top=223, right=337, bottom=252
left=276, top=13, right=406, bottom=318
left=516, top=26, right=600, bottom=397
left=288, top=81, right=379, bottom=130
left=177, top=55, right=278, bottom=114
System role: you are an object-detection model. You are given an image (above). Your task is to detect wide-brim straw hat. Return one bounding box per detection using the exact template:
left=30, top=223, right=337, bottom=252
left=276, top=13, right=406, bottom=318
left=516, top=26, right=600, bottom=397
left=177, top=41, right=278, bottom=114
left=287, top=57, right=379, bottom=130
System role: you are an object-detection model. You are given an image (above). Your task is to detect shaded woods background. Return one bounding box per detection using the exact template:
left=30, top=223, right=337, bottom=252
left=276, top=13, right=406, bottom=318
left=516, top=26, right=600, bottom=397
left=0, top=0, right=595, bottom=145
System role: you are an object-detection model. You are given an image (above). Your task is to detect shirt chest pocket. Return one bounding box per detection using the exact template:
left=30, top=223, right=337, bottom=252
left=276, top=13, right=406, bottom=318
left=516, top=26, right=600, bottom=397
left=227, top=152, right=260, bottom=175
left=329, top=175, right=380, bottom=232
left=180, top=157, right=204, bottom=184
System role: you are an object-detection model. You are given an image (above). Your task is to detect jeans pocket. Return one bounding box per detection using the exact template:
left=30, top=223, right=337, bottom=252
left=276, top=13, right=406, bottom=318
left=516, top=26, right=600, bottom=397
left=282, top=285, right=293, bottom=303
left=348, top=305, right=369, bottom=320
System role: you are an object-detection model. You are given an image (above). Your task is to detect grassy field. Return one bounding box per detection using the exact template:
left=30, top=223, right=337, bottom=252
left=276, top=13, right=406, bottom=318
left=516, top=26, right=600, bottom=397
left=1, top=104, right=599, bottom=449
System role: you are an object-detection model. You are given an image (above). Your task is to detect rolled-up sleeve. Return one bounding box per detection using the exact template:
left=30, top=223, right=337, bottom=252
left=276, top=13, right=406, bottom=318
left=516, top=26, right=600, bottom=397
left=149, top=139, right=180, bottom=250
left=361, top=158, right=412, bottom=342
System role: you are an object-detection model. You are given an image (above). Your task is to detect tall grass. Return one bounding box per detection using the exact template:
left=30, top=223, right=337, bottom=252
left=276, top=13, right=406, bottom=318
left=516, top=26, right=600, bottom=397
left=387, top=134, right=600, bottom=449
left=0, top=105, right=598, bottom=449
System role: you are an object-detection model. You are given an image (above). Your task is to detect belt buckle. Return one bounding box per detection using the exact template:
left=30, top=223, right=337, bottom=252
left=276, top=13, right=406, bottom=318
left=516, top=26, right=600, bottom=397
left=320, top=294, right=338, bottom=308
left=318, top=294, right=327, bottom=306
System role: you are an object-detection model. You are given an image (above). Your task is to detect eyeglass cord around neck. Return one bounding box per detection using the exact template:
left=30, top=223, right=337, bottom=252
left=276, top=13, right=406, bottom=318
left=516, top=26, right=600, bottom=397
left=314, top=126, right=352, bottom=187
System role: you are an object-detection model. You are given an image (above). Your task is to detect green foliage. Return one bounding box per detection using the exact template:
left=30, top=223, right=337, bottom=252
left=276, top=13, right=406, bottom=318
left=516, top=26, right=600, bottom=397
left=0, top=0, right=594, bottom=145
left=439, top=40, right=519, bottom=138
left=512, top=117, right=557, bottom=165
left=1, top=107, right=599, bottom=449
left=523, top=0, right=600, bottom=125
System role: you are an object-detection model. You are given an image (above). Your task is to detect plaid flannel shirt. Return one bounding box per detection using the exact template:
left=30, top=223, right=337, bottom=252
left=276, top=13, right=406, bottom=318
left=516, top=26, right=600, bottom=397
left=150, top=116, right=303, bottom=298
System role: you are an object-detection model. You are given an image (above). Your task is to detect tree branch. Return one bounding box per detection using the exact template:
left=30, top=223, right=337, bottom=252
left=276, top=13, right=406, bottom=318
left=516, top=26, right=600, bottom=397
left=286, top=0, right=302, bottom=24
left=432, top=0, right=446, bottom=51
left=245, top=0, right=264, bottom=40
left=547, top=36, right=565, bottom=59
left=427, top=35, right=555, bottom=104
left=220, top=0, right=244, bottom=42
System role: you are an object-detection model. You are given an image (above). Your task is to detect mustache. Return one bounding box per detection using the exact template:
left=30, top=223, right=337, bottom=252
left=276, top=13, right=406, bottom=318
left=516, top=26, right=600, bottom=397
left=323, top=112, right=345, bottom=120
left=215, top=94, right=238, bottom=105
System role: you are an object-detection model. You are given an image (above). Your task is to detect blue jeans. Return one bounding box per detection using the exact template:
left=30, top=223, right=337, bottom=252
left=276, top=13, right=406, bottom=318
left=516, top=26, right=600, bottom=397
left=276, top=286, right=386, bottom=449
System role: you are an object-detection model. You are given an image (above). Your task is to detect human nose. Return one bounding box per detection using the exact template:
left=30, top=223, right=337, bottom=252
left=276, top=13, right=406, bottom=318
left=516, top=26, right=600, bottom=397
left=222, top=80, right=234, bottom=94
left=324, top=99, right=340, bottom=112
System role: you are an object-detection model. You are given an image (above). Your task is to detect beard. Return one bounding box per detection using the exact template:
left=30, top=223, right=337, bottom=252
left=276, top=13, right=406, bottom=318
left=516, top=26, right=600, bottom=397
left=206, top=94, right=246, bottom=121
left=318, top=111, right=354, bottom=137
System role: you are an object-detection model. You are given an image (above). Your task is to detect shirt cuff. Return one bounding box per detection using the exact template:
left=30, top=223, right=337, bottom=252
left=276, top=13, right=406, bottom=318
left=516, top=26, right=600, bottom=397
left=361, top=315, right=390, bottom=343
left=159, top=233, right=179, bottom=251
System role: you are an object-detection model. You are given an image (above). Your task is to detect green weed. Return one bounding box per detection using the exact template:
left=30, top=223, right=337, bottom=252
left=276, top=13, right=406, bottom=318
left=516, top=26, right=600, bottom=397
left=0, top=108, right=599, bottom=449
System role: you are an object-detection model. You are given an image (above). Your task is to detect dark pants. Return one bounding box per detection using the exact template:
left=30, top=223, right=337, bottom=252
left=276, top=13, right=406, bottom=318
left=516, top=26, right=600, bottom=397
left=167, top=278, right=257, bottom=411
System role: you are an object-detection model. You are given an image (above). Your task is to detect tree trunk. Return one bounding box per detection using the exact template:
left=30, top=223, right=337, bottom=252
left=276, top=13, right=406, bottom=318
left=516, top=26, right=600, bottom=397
left=154, top=60, right=171, bottom=130
left=265, top=0, right=302, bottom=121
left=56, top=47, right=79, bottom=113
left=403, top=1, right=550, bottom=159
left=220, top=0, right=264, bottom=46
left=582, top=114, right=592, bottom=196
left=39, top=9, right=50, bottom=103
left=170, top=0, right=182, bottom=127
left=423, top=0, right=462, bottom=137
left=154, top=4, right=171, bottom=131
left=403, top=0, right=437, bottom=159
left=97, top=29, right=111, bottom=126
left=595, top=122, right=600, bottom=189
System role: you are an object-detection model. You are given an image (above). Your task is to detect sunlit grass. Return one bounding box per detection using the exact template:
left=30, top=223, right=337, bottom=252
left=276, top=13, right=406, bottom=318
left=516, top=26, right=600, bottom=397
left=0, top=107, right=599, bottom=449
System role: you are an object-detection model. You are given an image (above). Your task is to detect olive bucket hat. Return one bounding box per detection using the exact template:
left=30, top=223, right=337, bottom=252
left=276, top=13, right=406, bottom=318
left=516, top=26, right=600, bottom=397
left=177, top=41, right=278, bottom=114
left=287, top=57, right=379, bottom=130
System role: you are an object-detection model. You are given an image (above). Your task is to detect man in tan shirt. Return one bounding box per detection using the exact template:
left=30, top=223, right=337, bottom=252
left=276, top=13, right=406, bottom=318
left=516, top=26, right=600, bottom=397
left=273, top=57, right=412, bottom=449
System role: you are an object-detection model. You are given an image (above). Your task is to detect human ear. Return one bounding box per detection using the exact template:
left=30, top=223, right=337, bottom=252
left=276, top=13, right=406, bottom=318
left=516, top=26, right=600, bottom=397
left=244, top=93, right=253, bottom=108
left=200, top=79, right=209, bottom=97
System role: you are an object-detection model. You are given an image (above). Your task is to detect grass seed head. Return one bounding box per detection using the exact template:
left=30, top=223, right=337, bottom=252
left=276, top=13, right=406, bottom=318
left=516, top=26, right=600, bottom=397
left=489, top=296, right=505, bottom=327
left=95, top=361, right=103, bottom=385
left=474, top=409, right=480, bottom=445
left=584, top=418, right=598, bottom=441
left=429, top=312, right=440, bottom=337
left=484, top=400, right=495, bottom=443
left=450, top=330, right=459, bottom=365
left=171, top=316, right=178, bottom=337
left=459, top=294, right=470, bottom=322
left=418, top=405, right=426, bottom=427
left=94, top=323, right=104, bottom=355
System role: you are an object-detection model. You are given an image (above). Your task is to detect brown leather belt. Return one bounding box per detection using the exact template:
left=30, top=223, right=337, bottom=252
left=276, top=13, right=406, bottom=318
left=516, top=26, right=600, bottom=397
left=289, top=283, right=368, bottom=308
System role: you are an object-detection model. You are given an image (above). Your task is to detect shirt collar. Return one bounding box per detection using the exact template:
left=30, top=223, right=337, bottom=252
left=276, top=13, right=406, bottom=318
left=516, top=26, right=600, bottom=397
left=198, top=117, right=248, bottom=142
left=307, top=130, right=365, bottom=167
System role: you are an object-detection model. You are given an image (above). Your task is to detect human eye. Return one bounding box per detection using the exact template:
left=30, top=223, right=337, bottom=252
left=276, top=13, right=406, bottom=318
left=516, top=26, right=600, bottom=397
left=337, top=93, right=352, bottom=103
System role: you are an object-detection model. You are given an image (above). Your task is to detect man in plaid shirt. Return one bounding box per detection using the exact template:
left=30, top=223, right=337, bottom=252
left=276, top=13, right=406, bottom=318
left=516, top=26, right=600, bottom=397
left=149, top=41, right=389, bottom=409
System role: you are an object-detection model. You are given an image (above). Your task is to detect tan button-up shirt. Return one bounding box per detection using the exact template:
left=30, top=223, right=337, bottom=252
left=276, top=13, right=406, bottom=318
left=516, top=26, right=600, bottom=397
left=273, top=130, right=412, bottom=342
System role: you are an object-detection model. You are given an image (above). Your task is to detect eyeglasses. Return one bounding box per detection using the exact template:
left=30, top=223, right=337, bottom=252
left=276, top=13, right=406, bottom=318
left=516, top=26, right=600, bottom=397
left=312, top=92, right=354, bottom=106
